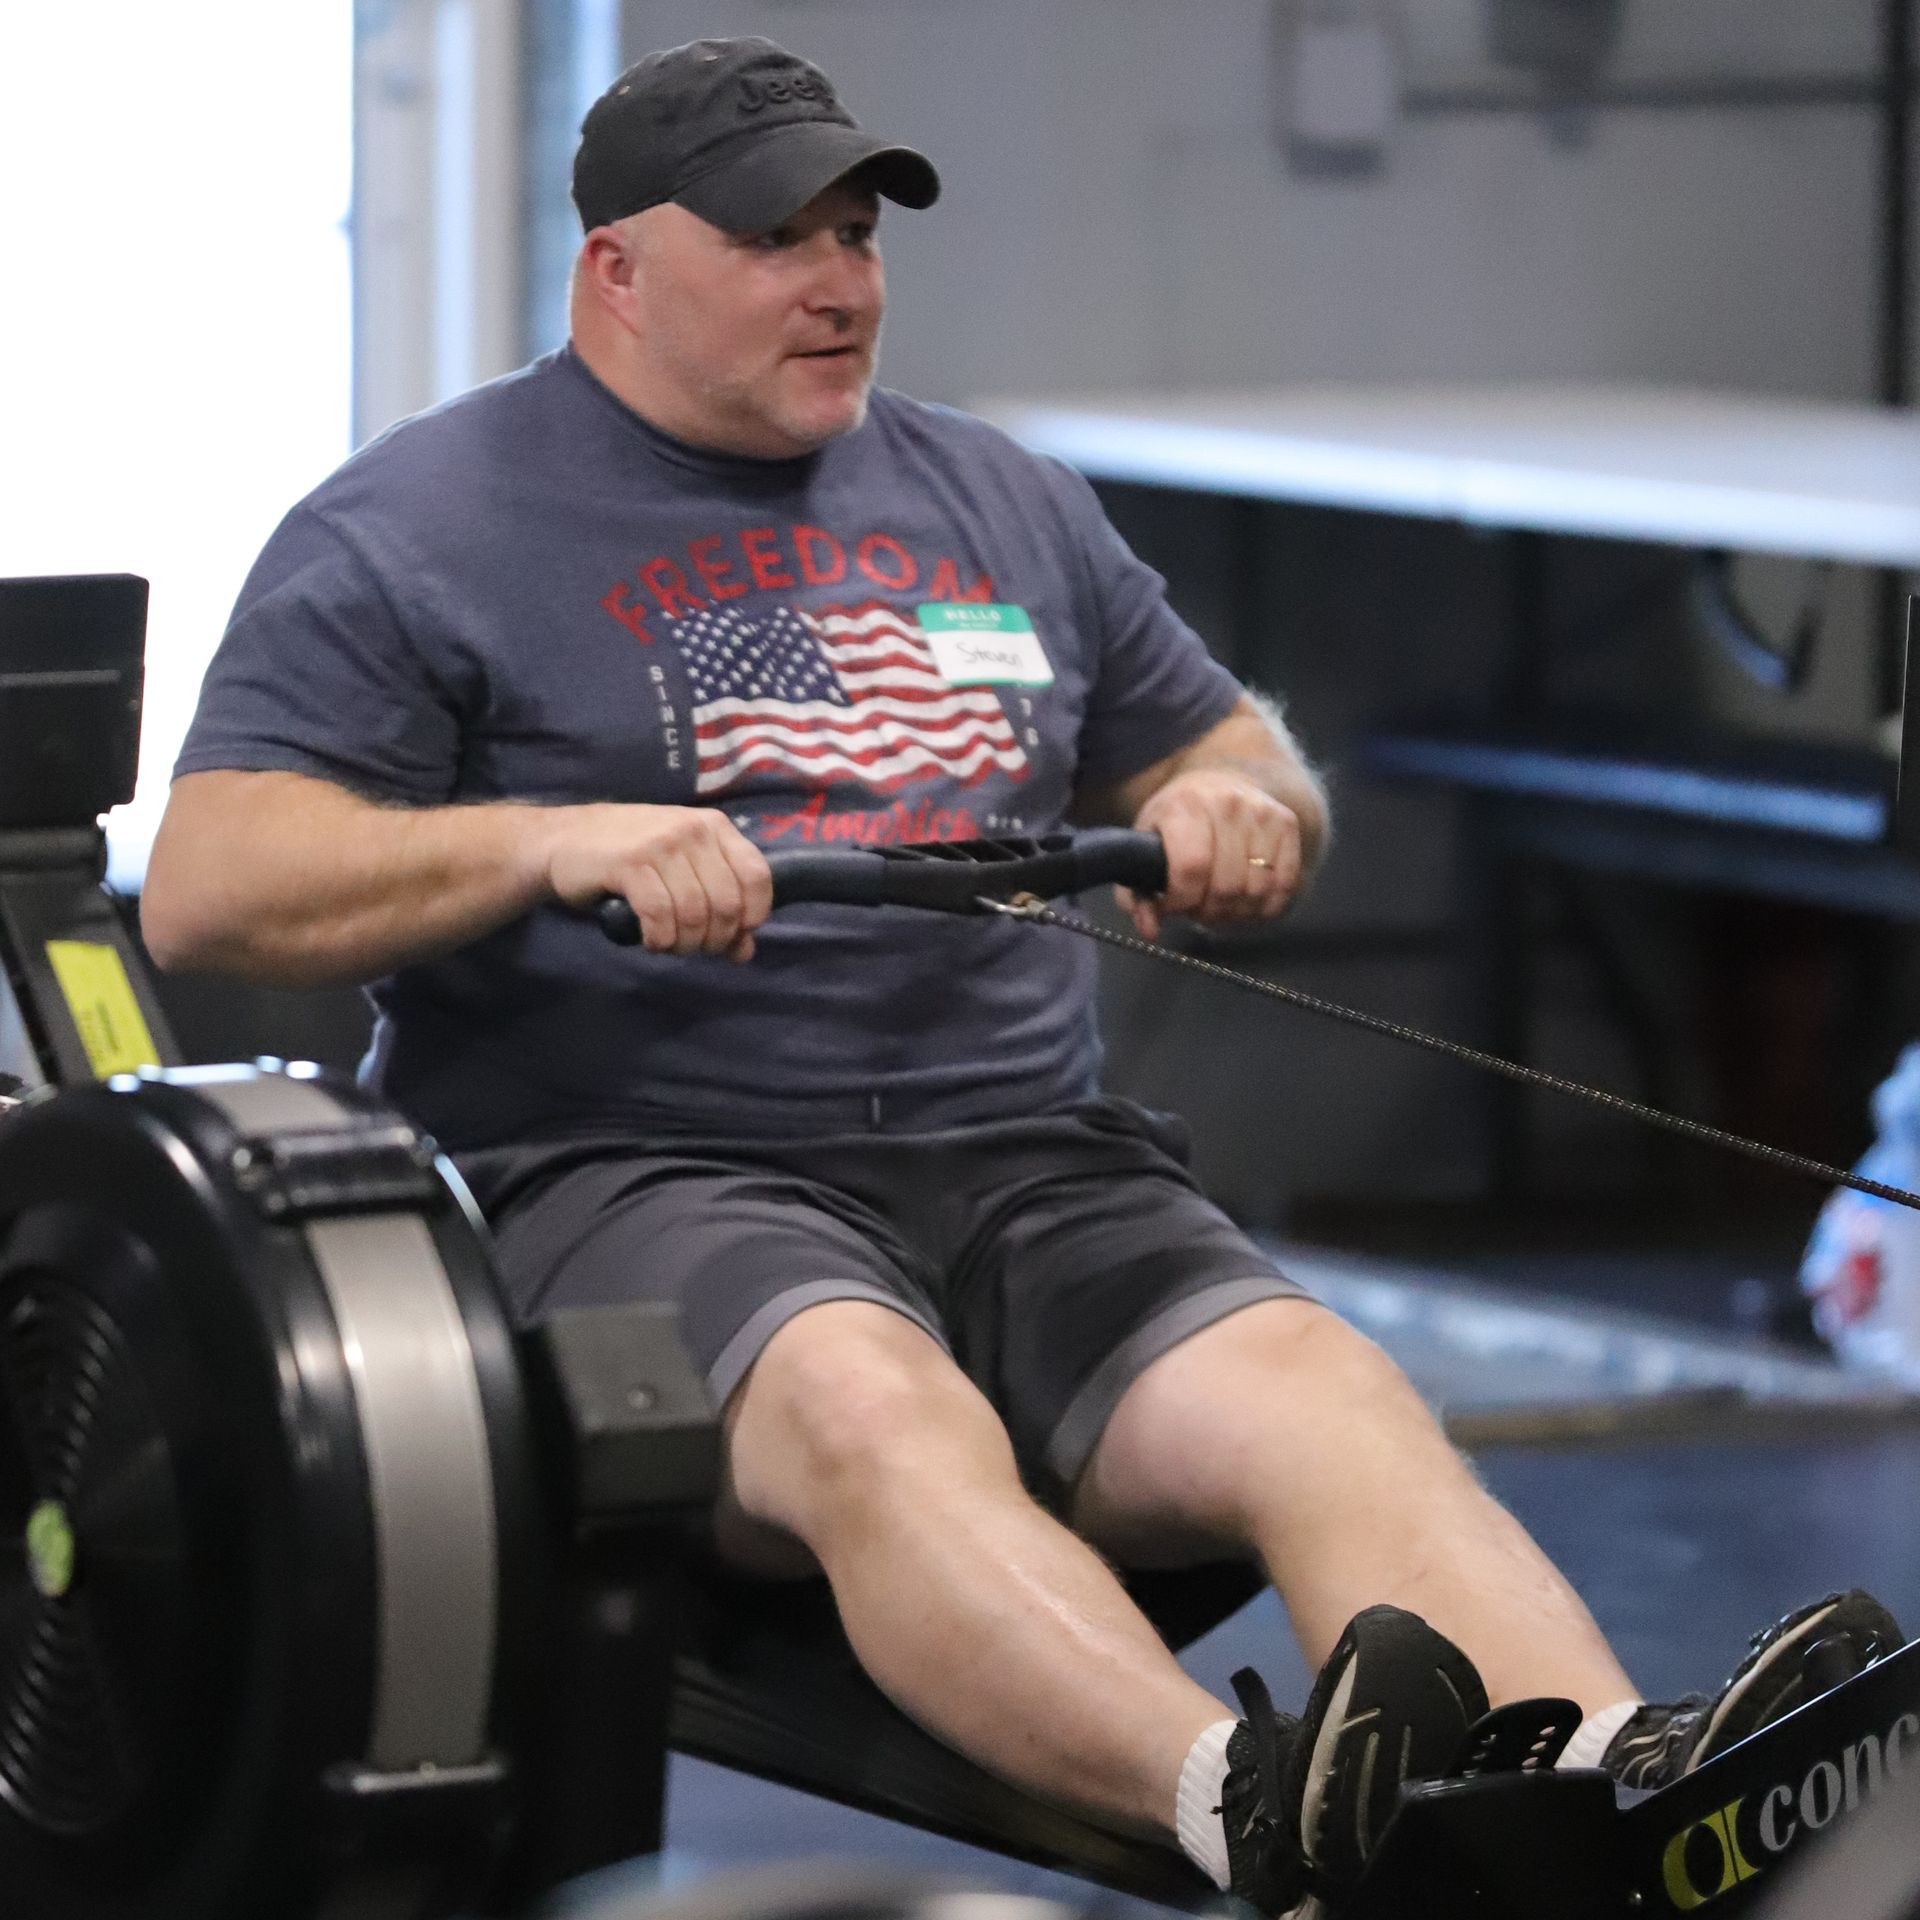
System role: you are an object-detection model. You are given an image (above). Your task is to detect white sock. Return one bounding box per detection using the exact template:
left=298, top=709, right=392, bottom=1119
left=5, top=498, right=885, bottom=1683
left=1176, top=1716, right=1240, bottom=1890
left=1557, top=1698, right=1642, bottom=1771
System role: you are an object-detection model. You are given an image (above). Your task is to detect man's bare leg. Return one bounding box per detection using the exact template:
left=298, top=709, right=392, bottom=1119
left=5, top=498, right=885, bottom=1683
left=719, top=1298, right=1226, bottom=1837
left=1073, top=1296, right=1636, bottom=1716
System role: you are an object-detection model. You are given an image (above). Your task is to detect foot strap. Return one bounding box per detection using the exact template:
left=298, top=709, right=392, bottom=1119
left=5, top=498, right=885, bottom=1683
left=1451, top=1698, right=1584, bottom=1775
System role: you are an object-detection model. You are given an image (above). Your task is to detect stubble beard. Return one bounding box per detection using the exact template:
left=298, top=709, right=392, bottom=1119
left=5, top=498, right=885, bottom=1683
left=759, top=339, right=879, bottom=454
left=688, top=313, right=882, bottom=456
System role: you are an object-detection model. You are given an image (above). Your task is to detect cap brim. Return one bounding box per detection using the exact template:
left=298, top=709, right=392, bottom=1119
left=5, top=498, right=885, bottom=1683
left=674, top=121, right=940, bottom=233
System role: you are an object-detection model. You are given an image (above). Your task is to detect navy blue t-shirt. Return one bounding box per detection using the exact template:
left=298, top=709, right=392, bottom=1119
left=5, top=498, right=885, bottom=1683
left=178, top=348, right=1241, bottom=1149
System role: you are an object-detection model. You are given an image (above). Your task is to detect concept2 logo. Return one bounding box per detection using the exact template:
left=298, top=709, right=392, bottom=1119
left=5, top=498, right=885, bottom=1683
left=1657, top=1713, right=1918, bottom=1910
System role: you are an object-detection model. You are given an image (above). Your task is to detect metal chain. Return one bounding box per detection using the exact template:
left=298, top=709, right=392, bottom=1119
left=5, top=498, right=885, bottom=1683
left=998, top=898, right=1920, bottom=1215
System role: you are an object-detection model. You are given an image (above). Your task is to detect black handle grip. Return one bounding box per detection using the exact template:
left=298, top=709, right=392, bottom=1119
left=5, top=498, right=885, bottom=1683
left=594, top=829, right=1166, bottom=946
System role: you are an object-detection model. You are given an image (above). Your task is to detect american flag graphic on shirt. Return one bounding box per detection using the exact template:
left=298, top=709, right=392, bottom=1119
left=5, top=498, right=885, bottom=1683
left=668, top=598, right=1031, bottom=797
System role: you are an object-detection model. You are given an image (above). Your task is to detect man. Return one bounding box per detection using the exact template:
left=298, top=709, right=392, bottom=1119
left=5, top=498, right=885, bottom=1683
left=141, top=36, right=1899, bottom=1915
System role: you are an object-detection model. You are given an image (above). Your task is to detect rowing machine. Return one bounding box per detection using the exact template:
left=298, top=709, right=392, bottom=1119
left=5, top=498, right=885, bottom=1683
left=0, top=1063, right=718, bottom=1920
left=6, top=832, right=1919, bottom=1920
left=1336, top=1637, right=1920, bottom=1917
left=5, top=565, right=1917, bottom=1916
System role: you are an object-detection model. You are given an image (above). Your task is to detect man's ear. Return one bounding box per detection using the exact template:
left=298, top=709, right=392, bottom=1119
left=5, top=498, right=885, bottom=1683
left=579, top=221, right=646, bottom=317
left=583, top=215, right=660, bottom=328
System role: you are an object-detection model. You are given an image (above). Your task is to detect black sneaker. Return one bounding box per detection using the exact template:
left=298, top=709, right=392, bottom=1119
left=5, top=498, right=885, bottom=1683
left=1220, top=1668, right=1310, bottom=1917
left=1603, top=1589, right=1904, bottom=1791
left=1284, top=1606, right=1489, bottom=1900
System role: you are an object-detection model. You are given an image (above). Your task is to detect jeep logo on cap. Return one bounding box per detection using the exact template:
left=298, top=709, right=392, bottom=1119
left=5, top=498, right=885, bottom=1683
left=739, top=73, right=834, bottom=113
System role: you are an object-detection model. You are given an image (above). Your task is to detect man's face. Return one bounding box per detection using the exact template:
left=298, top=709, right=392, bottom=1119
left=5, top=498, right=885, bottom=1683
left=622, top=178, right=885, bottom=458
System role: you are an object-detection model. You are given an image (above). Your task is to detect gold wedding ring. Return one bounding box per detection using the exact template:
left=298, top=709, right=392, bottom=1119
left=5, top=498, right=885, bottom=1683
left=1248, top=856, right=1271, bottom=869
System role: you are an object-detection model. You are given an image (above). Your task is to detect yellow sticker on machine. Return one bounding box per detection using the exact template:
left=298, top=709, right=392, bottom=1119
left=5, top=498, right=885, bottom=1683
left=43, top=940, right=162, bottom=1078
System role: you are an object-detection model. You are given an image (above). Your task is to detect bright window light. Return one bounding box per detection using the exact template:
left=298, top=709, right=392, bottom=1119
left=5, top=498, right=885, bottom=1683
left=0, top=4, right=354, bottom=887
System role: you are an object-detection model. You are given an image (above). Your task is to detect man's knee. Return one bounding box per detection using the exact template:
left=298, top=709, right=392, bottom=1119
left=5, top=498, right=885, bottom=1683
left=1114, top=1297, right=1418, bottom=1436
left=1078, top=1297, right=1443, bottom=1546
left=724, top=1298, right=1011, bottom=1545
left=1230, top=1304, right=1457, bottom=1472
left=1235, top=1298, right=1425, bottom=1406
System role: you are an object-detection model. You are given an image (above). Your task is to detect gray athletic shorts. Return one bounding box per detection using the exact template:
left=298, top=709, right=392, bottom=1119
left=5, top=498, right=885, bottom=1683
left=456, top=1096, right=1310, bottom=1504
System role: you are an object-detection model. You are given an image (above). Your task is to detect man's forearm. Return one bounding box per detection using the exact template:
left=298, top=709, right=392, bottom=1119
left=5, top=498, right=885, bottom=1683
left=142, top=771, right=560, bottom=989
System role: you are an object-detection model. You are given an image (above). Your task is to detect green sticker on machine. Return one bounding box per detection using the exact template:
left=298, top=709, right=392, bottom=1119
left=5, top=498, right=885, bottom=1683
left=915, top=604, right=1053, bottom=687
left=43, top=940, right=162, bottom=1078
left=26, top=1499, right=75, bottom=1599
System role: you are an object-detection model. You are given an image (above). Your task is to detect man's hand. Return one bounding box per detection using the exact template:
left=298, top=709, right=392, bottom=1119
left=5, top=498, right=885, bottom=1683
left=544, top=804, right=774, bottom=961
left=1118, top=768, right=1304, bottom=941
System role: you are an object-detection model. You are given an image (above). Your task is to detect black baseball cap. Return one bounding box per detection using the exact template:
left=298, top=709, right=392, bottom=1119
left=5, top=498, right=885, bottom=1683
left=572, top=37, right=941, bottom=235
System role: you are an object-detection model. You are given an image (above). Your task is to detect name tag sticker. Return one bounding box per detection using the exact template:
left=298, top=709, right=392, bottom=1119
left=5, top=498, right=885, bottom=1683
left=917, top=603, right=1054, bottom=687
